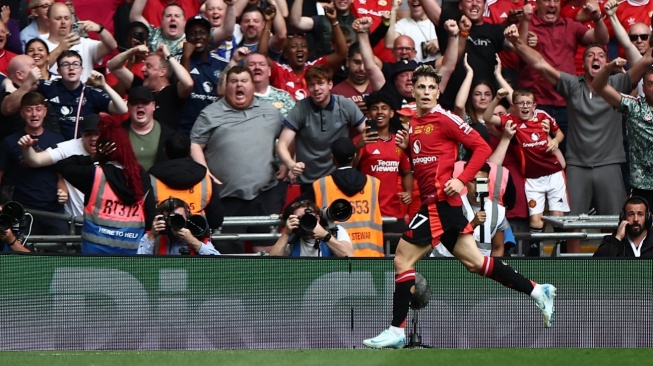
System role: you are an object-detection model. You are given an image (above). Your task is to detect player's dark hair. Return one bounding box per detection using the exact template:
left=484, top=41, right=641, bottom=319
left=411, top=64, right=442, bottom=85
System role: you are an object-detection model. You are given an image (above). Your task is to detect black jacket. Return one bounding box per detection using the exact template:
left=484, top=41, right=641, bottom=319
left=55, top=155, right=156, bottom=230
left=594, top=233, right=653, bottom=258
left=148, top=158, right=224, bottom=229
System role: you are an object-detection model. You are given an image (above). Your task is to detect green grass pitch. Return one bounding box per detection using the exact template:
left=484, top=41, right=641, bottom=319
left=2, top=348, right=651, bottom=366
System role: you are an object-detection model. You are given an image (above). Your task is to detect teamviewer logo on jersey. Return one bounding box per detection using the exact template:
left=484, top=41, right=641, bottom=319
left=413, top=140, right=421, bottom=154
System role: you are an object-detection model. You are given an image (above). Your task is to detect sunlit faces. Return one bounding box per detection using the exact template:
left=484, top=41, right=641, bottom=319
left=48, top=3, right=72, bottom=37
left=82, top=131, right=100, bottom=154
left=624, top=203, right=647, bottom=237
left=31, top=0, right=53, bottom=21
left=471, top=83, right=493, bottom=113
left=628, top=23, right=651, bottom=56
left=225, top=71, right=255, bottom=109
left=161, top=5, right=185, bottom=39
left=412, top=75, right=439, bottom=114
left=535, top=0, right=561, bottom=25
left=186, top=24, right=210, bottom=52
left=582, top=46, right=607, bottom=77
left=283, top=37, right=309, bottom=69
left=392, top=36, right=416, bottom=62
left=408, top=0, right=426, bottom=19
left=368, top=102, right=394, bottom=129
left=493, top=104, right=508, bottom=118
left=459, top=0, right=485, bottom=24
left=512, top=93, right=536, bottom=121
left=57, top=56, right=83, bottom=83
left=347, top=53, right=367, bottom=85
left=394, top=71, right=414, bottom=98
left=245, top=53, right=271, bottom=85
left=141, top=54, right=167, bottom=86
left=128, top=99, right=155, bottom=126
left=26, top=40, right=49, bottom=69
left=20, top=104, right=47, bottom=130
left=240, top=11, right=265, bottom=43
left=307, top=78, right=333, bottom=106
left=334, top=0, right=352, bottom=12
left=204, top=0, right=227, bottom=27
left=0, top=22, right=9, bottom=49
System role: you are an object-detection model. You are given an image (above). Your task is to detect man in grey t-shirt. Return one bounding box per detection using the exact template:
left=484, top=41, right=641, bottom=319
left=507, top=26, right=641, bottom=253
left=190, top=65, right=286, bottom=253
left=276, top=65, right=366, bottom=188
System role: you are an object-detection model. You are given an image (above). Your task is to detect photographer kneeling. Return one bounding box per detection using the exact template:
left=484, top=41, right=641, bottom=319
left=138, top=197, right=220, bottom=255
left=270, top=200, right=354, bottom=257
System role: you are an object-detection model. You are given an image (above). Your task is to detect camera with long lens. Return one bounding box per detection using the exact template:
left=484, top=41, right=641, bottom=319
left=0, top=201, right=24, bottom=231
left=163, top=213, right=209, bottom=238
left=296, top=199, right=353, bottom=236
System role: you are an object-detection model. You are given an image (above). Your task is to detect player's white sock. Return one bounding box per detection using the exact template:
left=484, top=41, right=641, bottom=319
left=530, top=283, right=542, bottom=299
left=389, top=325, right=404, bottom=335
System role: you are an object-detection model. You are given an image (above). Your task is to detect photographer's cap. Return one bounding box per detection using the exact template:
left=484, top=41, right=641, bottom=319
left=331, top=137, right=356, bottom=165
left=81, top=114, right=100, bottom=134
left=128, top=86, right=154, bottom=103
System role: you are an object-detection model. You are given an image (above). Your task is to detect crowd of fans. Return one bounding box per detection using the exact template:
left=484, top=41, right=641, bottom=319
left=0, top=0, right=652, bottom=257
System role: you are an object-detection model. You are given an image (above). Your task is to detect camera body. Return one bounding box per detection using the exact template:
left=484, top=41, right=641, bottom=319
left=160, top=213, right=209, bottom=238
left=294, top=199, right=353, bottom=236
left=0, top=201, right=25, bottom=231
left=475, top=177, right=490, bottom=203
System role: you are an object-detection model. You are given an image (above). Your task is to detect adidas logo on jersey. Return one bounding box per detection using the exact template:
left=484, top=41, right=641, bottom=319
left=500, top=12, right=507, bottom=18
left=50, top=96, right=60, bottom=104
left=372, top=149, right=381, bottom=155
left=519, top=123, right=527, bottom=129
left=190, top=68, right=200, bottom=74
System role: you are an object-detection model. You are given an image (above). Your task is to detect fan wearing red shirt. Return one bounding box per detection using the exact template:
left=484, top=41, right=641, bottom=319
left=484, top=88, right=569, bottom=252
left=259, top=3, right=348, bottom=100
left=351, top=0, right=394, bottom=62
left=353, top=91, right=412, bottom=221
left=363, top=65, right=557, bottom=350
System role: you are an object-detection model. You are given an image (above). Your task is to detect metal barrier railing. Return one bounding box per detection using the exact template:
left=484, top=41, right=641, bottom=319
left=19, top=211, right=619, bottom=255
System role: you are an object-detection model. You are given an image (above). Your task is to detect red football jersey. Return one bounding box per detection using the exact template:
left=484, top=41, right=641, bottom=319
left=617, top=0, right=653, bottom=29
left=270, top=57, right=328, bottom=101
left=484, top=0, right=537, bottom=69
left=408, top=105, right=492, bottom=206
left=351, top=0, right=394, bottom=62
left=500, top=110, right=563, bottom=179
left=356, top=134, right=411, bottom=218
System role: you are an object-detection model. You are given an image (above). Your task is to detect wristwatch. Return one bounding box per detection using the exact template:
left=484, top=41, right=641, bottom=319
left=165, top=54, right=173, bottom=61
left=97, top=24, right=105, bottom=33
left=322, top=233, right=332, bottom=243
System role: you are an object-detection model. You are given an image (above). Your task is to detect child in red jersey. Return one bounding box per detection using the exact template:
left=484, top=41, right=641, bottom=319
left=484, top=88, right=570, bottom=256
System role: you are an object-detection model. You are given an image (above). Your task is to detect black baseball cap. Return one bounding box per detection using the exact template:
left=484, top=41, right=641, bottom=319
left=331, top=137, right=356, bottom=165
left=128, top=86, right=154, bottom=103
left=185, top=15, right=211, bottom=34
left=392, top=59, right=418, bottom=80
left=81, top=114, right=100, bottom=133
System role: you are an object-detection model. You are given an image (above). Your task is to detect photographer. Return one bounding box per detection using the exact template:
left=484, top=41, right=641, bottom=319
left=270, top=199, right=353, bottom=257
left=594, top=196, right=653, bottom=258
left=432, top=163, right=510, bottom=258
left=138, top=197, right=220, bottom=255
left=0, top=201, right=31, bottom=253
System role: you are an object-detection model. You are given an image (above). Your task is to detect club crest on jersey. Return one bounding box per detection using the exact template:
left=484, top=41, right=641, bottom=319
left=424, top=124, right=433, bottom=134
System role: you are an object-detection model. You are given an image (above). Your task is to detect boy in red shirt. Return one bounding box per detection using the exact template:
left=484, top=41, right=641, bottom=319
left=484, top=88, right=570, bottom=255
